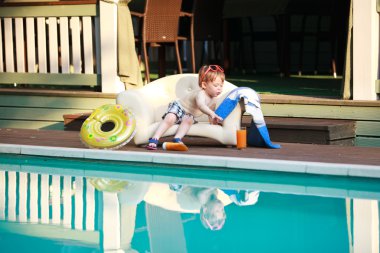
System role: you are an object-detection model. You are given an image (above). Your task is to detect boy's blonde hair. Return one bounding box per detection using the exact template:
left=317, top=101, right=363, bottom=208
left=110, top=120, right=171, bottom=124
left=198, top=65, right=225, bottom=87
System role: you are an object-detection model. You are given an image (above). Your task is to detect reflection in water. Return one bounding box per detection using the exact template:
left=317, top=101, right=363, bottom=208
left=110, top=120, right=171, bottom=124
left=163, top=184, right=260, bottom=230
left=145, top=184, right=229, bottom=231
left=0, top=163, right=379, bottom=252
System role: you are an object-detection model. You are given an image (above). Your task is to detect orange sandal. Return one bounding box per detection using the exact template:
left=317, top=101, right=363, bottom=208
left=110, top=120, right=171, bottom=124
left=162, top=142, right=188, bottom=151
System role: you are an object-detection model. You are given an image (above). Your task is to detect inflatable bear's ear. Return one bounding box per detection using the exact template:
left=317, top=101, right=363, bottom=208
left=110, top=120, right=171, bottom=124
left=247, top=120, right=281, bottom=149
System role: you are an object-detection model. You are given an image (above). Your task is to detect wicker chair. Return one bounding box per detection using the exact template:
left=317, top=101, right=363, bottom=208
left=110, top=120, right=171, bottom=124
left=179, top=6, right=196, bottom=73
left=130, top=0, right=185, bottom=83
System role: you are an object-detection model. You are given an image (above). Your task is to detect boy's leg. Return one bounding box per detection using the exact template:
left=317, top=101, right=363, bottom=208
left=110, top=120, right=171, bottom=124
left=161, top=115, right=192, bottom=151
left=147, top=113, right=177, bottom=149
left=152, top=113, right=177, bottom=139
left=173, top=115, right=193, bottom=141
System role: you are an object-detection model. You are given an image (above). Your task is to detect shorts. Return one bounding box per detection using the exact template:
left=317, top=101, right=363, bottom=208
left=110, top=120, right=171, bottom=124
left=162, top=100, right=195, bottom=124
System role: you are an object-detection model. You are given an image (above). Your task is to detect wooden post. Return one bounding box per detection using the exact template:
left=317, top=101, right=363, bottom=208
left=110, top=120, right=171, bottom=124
left=29, top=173, right=38, bottom=223
left=353, top=0, right=379, bottom=100
left=99, top=0, right=124, bottom=93
left=102, top=192, right=121, bottom=250
left=0, top=171, right=5, bottom=219
left=7, top=172, right=16, bottom=221
left=353, top=199, right=379, bottom=253
left=18, top=172, right=28, bottom=222
left=62, top=176, right=72, bottom=228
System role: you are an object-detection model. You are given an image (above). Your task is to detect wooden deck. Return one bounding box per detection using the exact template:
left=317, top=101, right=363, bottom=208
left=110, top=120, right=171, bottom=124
left=1, top=128, right=380, bottom=166
left=64, top=113, right=356, bottom=145
left=1, top=87, right=380, bottom=149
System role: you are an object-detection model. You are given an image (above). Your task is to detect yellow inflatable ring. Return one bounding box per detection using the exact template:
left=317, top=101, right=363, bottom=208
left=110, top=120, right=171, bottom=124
left=80, top=104, right=136, bottom=149
left=88, top=178, right=129, bottom=192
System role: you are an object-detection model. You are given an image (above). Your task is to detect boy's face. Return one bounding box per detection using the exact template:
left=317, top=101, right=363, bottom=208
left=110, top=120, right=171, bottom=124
left=201, top=76, right=224, bottom=98
left=202, top=200, right=226, bottom=230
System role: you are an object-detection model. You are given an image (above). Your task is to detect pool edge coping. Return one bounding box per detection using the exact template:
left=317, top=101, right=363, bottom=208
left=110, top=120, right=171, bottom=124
left=0, top=143, right=380, bottom=179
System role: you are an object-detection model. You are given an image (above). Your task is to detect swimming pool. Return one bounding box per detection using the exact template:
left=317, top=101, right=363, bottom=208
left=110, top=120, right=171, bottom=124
left=0, top=154, right=379, bottom=253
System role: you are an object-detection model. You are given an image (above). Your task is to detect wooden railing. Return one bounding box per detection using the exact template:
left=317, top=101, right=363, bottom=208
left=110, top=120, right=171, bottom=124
left=0, top=170, right=97, bottom=230
left=0, top=167, right=137, bottom=250
left=0, top=0, right=121, bottom=92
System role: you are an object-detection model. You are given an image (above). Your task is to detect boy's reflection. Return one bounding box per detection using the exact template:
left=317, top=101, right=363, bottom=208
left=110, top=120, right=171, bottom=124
left=89, top=178, right=261, bottom=249
left=145, top=183, right=260, bottom=231
left=221, top=189, right=260, bottom=206
left=171, top=185, right=227, bottom=231
left=144, top=183, right=229, bottom=230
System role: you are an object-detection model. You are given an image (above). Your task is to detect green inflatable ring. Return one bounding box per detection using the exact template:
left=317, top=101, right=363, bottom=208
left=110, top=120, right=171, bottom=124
left=80, top=104, right=136, bottom=149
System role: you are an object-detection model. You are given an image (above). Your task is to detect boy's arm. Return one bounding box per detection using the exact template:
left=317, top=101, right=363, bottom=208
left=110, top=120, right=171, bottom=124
left=196, top=92, right=222, bottom=122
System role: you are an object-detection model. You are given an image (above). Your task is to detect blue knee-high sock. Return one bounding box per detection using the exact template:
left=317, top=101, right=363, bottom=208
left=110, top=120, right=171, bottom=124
left=247, top=121, right=281, bottom=149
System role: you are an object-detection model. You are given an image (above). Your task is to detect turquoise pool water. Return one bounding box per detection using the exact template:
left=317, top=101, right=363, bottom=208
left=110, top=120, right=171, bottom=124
left=0, top=154, right=379, bottom=253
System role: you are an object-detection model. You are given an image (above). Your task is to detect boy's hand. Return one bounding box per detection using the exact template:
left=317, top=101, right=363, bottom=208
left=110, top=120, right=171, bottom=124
left=210, top=113, right=223, bottom=125
left=212, top=118, right=223, bottom=125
